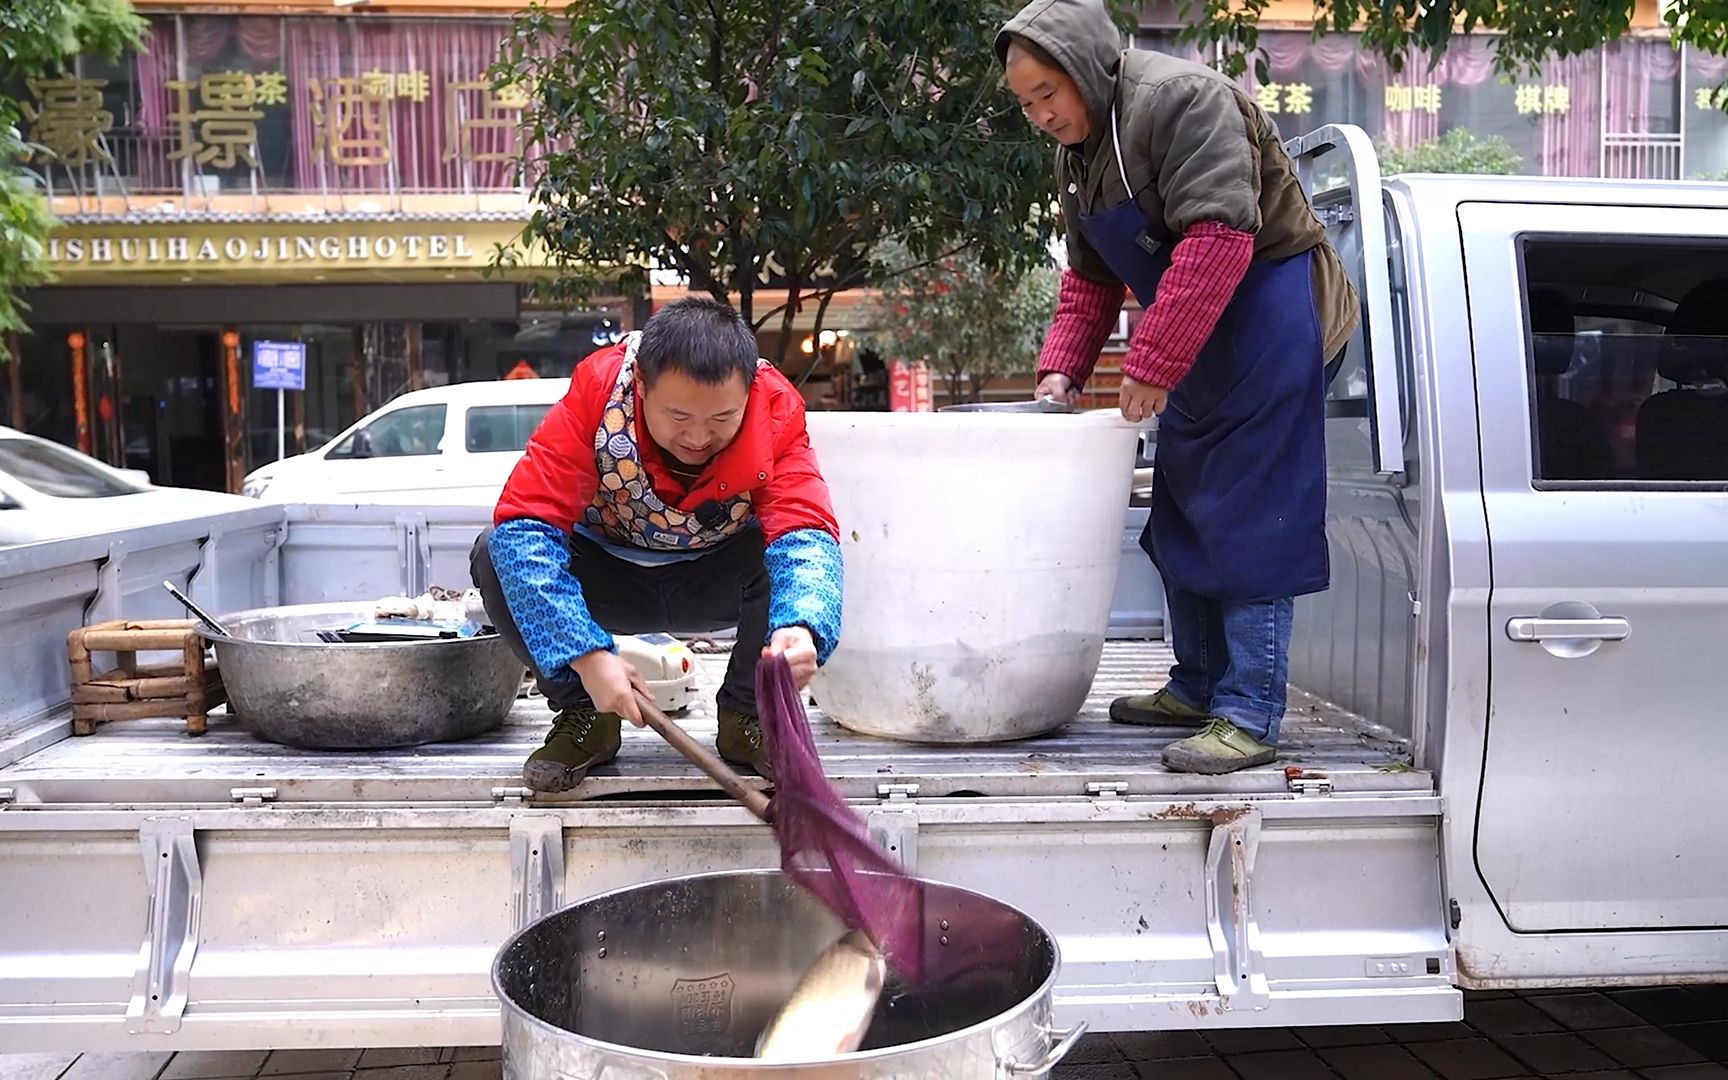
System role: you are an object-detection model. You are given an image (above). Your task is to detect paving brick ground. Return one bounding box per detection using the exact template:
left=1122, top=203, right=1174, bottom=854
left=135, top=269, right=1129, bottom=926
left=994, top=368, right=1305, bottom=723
left=1053, top=987, right=1728, bottom=1080
left=3, top=988, right=1724, bottom=1079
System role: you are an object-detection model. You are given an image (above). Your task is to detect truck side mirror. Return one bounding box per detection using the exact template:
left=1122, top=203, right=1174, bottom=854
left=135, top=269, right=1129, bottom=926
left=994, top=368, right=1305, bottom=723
left=352, top=429, right=374, bottom=459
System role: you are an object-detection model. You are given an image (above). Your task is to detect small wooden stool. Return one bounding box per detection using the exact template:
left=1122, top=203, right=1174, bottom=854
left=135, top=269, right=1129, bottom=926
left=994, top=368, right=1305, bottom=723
left=66, top=619, right=225, bottom=736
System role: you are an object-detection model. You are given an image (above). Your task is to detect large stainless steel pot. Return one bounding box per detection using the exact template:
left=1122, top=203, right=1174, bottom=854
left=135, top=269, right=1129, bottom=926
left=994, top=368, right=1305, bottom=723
left=200, top=602, right=525, bottom=750
left=494, top=869, right=1084, bottom=1079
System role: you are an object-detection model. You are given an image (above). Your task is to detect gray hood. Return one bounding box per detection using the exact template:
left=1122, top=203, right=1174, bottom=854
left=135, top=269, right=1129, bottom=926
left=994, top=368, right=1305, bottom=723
left=994, top=0, right=1124, bottom=134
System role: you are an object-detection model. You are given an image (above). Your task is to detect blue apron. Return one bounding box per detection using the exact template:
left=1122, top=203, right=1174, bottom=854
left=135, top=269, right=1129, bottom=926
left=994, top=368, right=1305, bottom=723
left=1079, top=111, right=1329, bottom=603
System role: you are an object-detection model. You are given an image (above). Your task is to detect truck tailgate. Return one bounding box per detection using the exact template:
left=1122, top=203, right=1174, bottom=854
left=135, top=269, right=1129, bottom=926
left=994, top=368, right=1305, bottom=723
left=0, top=640, right=1453, bottom=1050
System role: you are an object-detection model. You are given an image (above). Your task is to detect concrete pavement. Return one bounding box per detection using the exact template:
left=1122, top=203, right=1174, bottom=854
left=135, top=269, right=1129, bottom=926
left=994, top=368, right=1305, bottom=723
left=4, top=988, right=1725, bottom=1080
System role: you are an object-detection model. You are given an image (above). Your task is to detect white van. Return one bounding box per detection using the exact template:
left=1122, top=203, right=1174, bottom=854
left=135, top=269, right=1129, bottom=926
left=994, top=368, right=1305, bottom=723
left=240, top=377, right=570, bottom=505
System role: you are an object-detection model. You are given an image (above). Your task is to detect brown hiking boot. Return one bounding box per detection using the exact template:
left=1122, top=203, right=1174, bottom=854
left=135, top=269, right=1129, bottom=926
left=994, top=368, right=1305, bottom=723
left=522, top=706, right=621, bottom=793
left=716, top=705, right=773, bottom=780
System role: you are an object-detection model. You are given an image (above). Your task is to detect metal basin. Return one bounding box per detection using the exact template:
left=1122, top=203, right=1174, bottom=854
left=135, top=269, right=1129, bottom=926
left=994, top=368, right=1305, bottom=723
left=200, top=602, right=525, bottom=750
left=494, top=868, right=1082, bottom=1078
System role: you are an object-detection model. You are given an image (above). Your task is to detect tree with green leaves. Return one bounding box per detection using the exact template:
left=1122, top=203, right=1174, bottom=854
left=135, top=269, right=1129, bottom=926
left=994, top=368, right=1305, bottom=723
left=1176, top=1, right=1728, bottom=80
left=864, top=240, right=1058, bottom=404
left=1, top=0, right=145, bottom=363
left=496, top=0, right=1728, bottom=374
left=1380, top=128, right=1523, bottom=175
left=494, top=0, right=1107, bottom=365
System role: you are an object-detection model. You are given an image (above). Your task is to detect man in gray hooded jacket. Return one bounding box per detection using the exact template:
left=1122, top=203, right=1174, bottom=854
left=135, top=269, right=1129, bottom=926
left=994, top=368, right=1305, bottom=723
left=999, top=0, right=1358, bottom=775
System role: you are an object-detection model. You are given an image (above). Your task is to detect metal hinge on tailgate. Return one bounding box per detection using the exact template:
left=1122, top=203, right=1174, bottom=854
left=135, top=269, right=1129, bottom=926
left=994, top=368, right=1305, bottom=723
left=0, top=788, right=14, bottom=806
left=1285, top=769, right=1333, bottom=796
left=509, top=814, right=564, bottom=931
left=1205, top=807, right=1270, bottom=1010
left=1087, top=781, right=1129, bottom=801
left=128, top=818, right=201, bottom=1034
left=229, top=787, right=277, bottom=806
left=869, top=784, right=920, bottom=874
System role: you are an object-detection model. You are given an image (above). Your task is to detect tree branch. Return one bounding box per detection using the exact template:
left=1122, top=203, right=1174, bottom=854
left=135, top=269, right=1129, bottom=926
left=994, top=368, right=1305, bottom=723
left=755, top=0, right=790, bottom=82
left=769, top=262, right=803, bottom=369
left=660, top=231, right=726, bottom=301
left=706, top=0, right=725, bottom=91
left=793, top=289, right=837, bottom=388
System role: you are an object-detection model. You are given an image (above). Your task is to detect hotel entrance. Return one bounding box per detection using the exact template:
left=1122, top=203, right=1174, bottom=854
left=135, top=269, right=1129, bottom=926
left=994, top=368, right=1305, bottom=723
left=11, top=217, right=628, bottom=492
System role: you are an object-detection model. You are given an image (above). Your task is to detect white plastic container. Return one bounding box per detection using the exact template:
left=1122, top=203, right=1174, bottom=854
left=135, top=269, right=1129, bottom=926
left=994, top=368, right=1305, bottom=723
left=805, top=410, right=1144, bottom=743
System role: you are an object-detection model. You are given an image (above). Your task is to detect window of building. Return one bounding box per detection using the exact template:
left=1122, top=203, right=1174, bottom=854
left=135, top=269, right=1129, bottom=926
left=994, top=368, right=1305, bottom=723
left=1601, top=38, right=1684, bottom=180
left=1236, top=30, right=1388, bottom=145
left=1683, top=45, right=1728, bottom=179
left=47, top=13, right=528, bottom=199
left=1523, top=238, right=1728, bottom=484
left=1430, top=37, right=1601, bottom=177
left=465, top=404, right=551, bottom=453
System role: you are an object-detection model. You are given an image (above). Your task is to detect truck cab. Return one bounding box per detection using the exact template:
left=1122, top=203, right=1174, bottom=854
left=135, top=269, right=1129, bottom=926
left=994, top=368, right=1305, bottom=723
left=1292, top=124, right=1728, bottom=988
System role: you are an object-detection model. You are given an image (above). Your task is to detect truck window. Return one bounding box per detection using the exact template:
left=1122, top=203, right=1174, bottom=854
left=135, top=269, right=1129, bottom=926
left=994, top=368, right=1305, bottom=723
left=326, top=404, right=447, bottom=459
left=465, top=404, right=552, bottom=453
left=1522, top=238, right=1728, bottom=484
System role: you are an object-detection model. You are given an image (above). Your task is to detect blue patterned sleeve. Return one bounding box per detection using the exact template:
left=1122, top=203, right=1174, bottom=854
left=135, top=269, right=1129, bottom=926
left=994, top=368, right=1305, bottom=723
left=764, top=527, right=844, bottom=665
left=489, top=518, right=614, bottom=682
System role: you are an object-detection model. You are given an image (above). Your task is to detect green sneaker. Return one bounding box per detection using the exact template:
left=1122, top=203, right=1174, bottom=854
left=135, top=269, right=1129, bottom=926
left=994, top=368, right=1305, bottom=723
left=1110, top=687, right=1211, bottom=728
left=523, top=706, right=621, bottom=793
left=716, top=706, right=773, bottom=780
left=1161, top=719, right=1278, bottom=775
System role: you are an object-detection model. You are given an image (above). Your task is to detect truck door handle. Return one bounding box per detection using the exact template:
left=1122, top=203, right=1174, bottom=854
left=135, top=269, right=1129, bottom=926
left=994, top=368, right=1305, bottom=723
left=1506, top=617, right=1630, bottom=643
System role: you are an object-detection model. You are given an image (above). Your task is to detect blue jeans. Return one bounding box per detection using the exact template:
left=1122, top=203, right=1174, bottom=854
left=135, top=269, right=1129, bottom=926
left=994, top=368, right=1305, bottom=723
left=1161, top=577, right=1294, bottom=744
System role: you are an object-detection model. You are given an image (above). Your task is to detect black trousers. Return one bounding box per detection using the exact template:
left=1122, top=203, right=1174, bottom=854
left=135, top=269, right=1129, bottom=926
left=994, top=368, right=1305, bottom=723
left=470, top=526, right=769, bottom=715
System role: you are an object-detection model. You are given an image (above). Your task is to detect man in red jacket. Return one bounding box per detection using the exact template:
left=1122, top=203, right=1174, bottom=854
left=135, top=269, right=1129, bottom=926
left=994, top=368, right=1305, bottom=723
left=471, top=297, right=844, bottom=792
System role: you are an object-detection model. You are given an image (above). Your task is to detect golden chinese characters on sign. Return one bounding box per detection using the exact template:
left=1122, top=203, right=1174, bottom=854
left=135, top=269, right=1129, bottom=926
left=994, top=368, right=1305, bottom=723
left=1384, top=85, right=1444, bottom=114
left=309, top=76, right=395, bottom=167
left=445, top=79, right=529, bottom=163
left=25, top=66, right=526, bottom=178
left=360, top=68, right=432, bottom=103
left=167, top=73, right=265, bottom=170
left=1515, top=84, right=1573, bottom=116
left=22, top=77, right=115, bottom=168
left=256, top=72, right=289, bottom=107
left=1252, top=81, right=1314, bottom=117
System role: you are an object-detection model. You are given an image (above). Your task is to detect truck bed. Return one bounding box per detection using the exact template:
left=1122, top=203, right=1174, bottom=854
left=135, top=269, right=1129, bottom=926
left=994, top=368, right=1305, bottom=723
left=0, top=641, right=1423, bottom=805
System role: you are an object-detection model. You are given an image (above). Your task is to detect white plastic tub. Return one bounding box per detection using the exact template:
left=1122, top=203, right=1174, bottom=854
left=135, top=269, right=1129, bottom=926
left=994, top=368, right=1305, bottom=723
left=805, top=410, right=1144, bottom=743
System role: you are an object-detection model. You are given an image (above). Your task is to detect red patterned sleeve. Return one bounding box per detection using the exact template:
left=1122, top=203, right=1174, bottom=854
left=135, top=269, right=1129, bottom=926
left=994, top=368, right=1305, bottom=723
left=1037, top=268, right=1127, bottom=388
left=1121, top=221, right=1255, bottom=389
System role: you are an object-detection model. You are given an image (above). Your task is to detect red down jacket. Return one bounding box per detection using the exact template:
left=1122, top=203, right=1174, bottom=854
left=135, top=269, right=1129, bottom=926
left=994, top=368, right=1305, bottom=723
left=486, top=339, right=846, bottom=682
left=495, top=340, right=839, bottom=544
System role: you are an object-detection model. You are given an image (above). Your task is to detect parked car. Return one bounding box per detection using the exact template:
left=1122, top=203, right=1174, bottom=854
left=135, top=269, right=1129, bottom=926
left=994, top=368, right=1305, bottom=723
left=239, top=377, right=571, bottom=504
left=0, top=425, right=255, bottom=546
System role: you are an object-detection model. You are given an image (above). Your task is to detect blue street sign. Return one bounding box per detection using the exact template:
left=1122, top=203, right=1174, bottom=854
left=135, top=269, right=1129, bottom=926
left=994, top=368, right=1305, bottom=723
left=253, top=340, right=306, bottom=392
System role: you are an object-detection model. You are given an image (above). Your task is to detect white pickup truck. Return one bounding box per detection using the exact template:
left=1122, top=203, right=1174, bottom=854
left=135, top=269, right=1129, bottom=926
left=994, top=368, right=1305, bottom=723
left=2, top=126, right=1724, bottom=1054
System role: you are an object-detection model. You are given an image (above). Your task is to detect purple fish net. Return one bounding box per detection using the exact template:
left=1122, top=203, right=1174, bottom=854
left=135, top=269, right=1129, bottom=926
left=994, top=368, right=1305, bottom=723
left=756, top=655, right=929, bottom=981
left=757, top=658, right=1043, bottom=990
